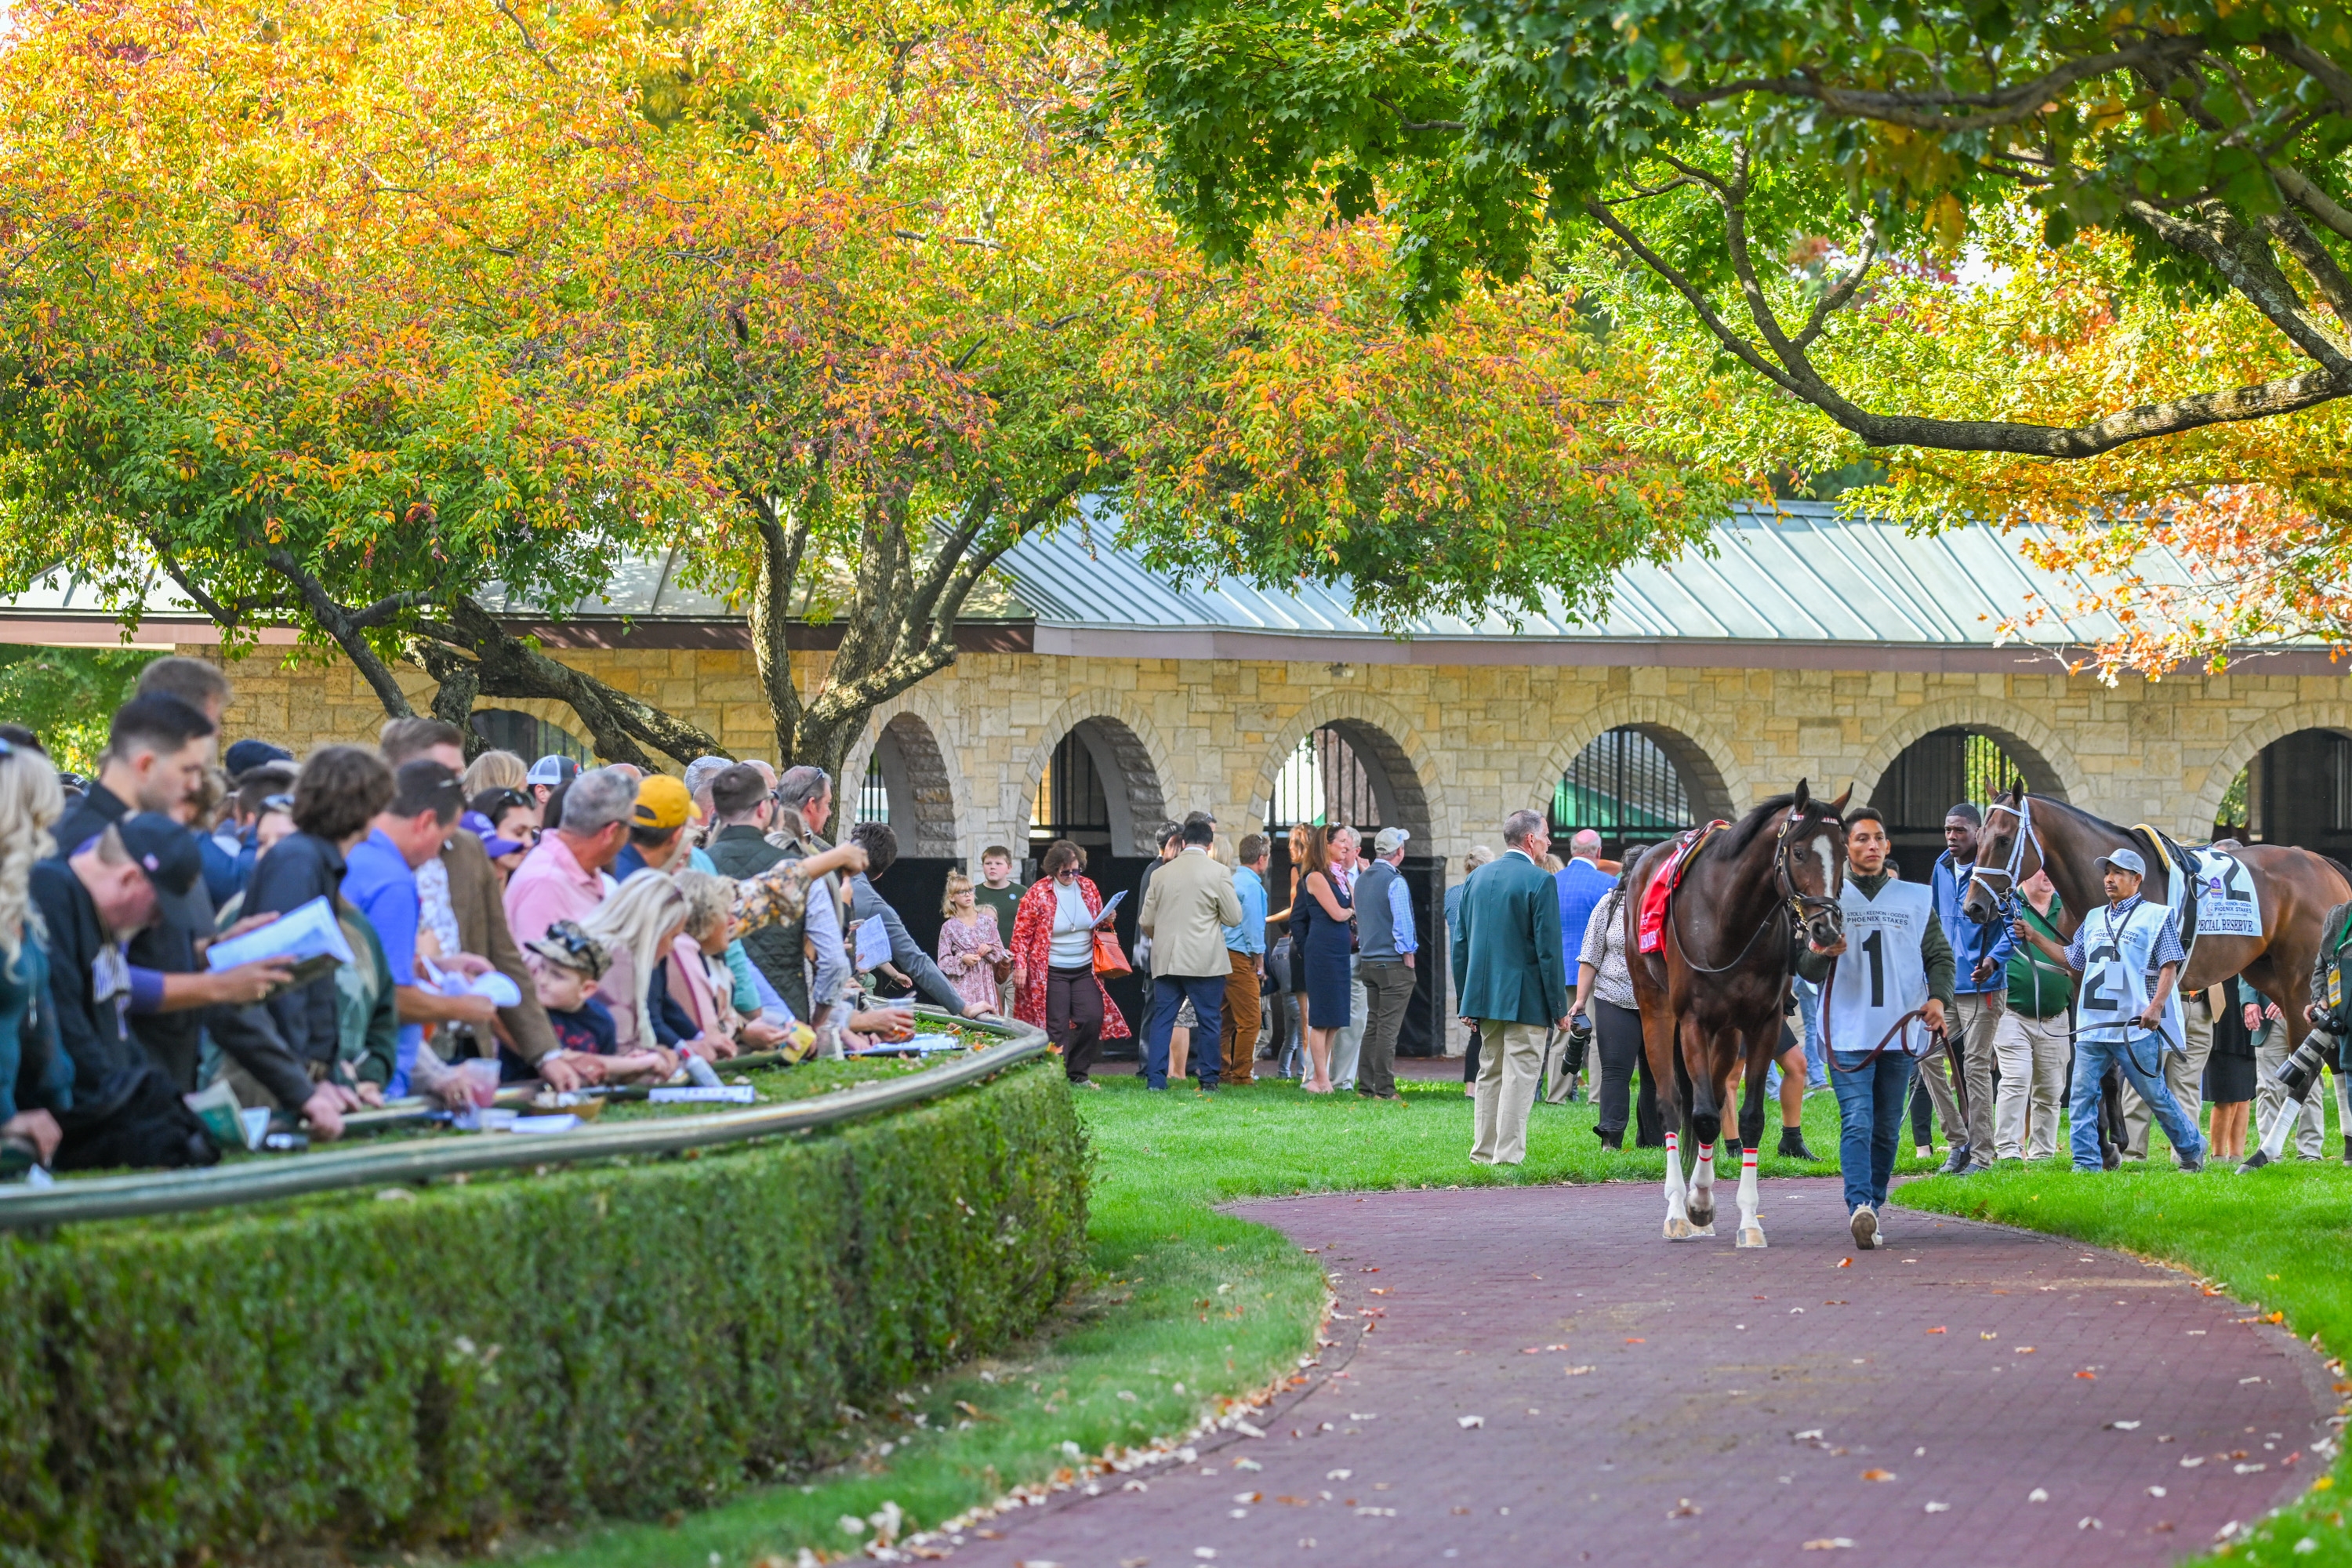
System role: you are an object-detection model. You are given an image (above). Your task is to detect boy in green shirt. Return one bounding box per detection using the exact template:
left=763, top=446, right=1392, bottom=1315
left=973, top=845, right=1025, bottom=1014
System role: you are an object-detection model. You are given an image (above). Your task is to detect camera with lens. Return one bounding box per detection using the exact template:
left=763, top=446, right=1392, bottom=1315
left=1563, top=1014, right=1595, bottom=1076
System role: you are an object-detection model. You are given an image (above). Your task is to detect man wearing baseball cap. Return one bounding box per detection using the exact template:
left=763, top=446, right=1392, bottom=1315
left=1354, top=826, right=1420, bottom=1102
left=526, top=754, right=579, bottom=809
left=614, top=775, right=695, bottom=880
left=31, top=816, right=337, bottom=1168
left=2012, top=844, right=2207, bottom=1171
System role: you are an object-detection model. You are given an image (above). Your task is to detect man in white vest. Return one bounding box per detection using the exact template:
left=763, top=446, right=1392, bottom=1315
left=2011, top=847, right=2206, bottom=1172
left=1795, top=808, right=1955, bottom=1251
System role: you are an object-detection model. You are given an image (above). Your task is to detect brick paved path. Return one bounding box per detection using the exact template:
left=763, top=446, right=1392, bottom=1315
left=942, top=1181, right=2337, bottom=1568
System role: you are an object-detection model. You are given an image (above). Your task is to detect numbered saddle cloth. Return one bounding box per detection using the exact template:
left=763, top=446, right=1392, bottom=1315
left=2132, top=824, right=2263, bottom=948
left=1635, top=820, right=1729, bottom=956
left=1824, top=878, right=1934, bottom=1058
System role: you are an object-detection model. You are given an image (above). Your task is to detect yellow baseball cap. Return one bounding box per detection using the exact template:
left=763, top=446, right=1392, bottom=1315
left=632, top=774, right=693, bottom=831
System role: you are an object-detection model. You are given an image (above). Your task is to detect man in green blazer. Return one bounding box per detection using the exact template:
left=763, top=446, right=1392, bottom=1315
left=1450, top=809, right=1572, bottom=1164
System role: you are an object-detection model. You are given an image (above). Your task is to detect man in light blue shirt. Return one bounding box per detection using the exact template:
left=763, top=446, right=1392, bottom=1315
left=1220, top=833, right=1272, bottom=1084
left=1929, top=801, right=2016, bottom=1174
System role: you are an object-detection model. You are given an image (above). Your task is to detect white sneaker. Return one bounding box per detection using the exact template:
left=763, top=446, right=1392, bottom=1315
left=1850, top=1205, right=1881, bottom=1250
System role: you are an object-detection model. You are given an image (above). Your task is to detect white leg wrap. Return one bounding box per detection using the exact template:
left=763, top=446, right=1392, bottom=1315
left=1662, top=1130, right=1693, bottom=1240
left=2254, top=1101, right=2300, bottom=1164
left=1688, top=1142, right=1717, bottom=1236
left=1736, top=1148, right=1766, bottom=1248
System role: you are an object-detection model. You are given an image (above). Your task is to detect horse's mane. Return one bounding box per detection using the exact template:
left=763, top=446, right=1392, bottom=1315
left=1715, top=792, right=1835, bottom=857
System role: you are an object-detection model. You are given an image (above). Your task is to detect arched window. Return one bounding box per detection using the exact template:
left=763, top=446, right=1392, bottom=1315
left=470, top=708, right=591, bottom=765
left=854, top=753, right=890, bottom=826
left=1874, top=727, right=2027, bottom=868
left=1264, top=726, right=1382, bottom=831
left=1552, top=727, right=1691, bottom=854
left=1030, top=729, right=1112, bottom=851
left=2226, top=729, right=2352, bottom=851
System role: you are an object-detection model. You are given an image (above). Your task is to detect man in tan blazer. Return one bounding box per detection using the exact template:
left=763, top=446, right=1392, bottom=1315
left=1138, top=818, right=1246, bottom=1091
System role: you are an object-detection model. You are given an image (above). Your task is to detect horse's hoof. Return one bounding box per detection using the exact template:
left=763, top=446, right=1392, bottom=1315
left=1686, top=1204, right=1715, bottom=1230
left=1736, top=1227, right=1767, bottom=1249
left=1690, top=1222, right=1717, bottom=1238
left=1664, top=1217, right=1694, bottom=1240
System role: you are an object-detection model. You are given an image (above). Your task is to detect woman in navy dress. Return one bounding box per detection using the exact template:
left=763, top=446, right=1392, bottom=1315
left=1294, top=826, right=1356, bottom=1094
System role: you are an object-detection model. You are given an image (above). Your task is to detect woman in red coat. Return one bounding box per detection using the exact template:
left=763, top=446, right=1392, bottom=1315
left=1012, top=840, right=1130, bottom=1086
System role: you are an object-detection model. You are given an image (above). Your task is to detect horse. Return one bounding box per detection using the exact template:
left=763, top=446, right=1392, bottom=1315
left=1625, top=782, right=1849, bottom=1247
left=1959, top=782, right=2352, bottom=1166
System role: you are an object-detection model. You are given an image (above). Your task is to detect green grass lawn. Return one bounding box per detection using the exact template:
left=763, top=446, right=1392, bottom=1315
left=492, top=1068, right=1872, bottom=1566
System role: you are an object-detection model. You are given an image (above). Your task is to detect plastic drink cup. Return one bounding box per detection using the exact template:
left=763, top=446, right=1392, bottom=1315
left=460, top=1058, right=500, bottom=1109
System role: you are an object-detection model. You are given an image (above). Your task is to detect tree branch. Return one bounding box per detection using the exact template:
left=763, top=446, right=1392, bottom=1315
left=260, top=548, right=417, bottom=720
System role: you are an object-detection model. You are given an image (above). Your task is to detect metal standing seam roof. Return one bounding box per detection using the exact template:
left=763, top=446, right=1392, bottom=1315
left=0, top=499, right=2220, bottom=652
left=993, top=499, right=2158, bottom=647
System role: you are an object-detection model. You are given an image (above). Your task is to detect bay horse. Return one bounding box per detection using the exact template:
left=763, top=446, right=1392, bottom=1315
left=1626, top=782, right=1849, bottom=1247
left=1960, top=782, right=2352, bottom=1166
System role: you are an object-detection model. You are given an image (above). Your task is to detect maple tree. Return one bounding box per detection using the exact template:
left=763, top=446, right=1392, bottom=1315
left=1074, top=0, right=2352, bottom=672
left=0, top=0, right=1722, bottom=774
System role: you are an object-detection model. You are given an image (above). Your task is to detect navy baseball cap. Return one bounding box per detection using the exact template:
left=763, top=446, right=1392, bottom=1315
left=115, top=812, right=208, bottom=929
left=223, top=739, right=295, bottom=778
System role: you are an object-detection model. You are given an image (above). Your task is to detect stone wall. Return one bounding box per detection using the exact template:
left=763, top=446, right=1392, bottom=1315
left=194, top=642, right=2351, bottom=869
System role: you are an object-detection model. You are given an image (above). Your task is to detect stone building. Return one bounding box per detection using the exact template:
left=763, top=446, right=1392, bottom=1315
left=8, top=500, right=2348, bottom=1051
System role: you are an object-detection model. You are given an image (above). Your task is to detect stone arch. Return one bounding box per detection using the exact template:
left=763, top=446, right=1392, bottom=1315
left=2187, top=698, right=2352, bottom=837
left=1530, top=695, right=1749, bottom=826
left=1850, top=695, right=2082, bottom=815
left=1016, top=691, right=1175, bottom=858
left=842, top=705, right=960, bottom=858
left=1241, top=692, right=1446, bottom=845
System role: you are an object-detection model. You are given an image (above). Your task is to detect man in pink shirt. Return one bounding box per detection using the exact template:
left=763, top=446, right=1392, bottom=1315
left=504, top=768, right=637, bottom=950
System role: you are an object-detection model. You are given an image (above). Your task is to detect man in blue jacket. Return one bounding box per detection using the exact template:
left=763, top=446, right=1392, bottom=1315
left=1930, top=802, right=2013, bottom=1175
left=1452, top=810, right=1570, bottom=1165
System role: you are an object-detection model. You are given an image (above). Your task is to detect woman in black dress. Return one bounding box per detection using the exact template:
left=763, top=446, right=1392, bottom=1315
left=2205, top=975, right=2260, bottom=1160
left=1294, top=826, right=1355, bottom=1095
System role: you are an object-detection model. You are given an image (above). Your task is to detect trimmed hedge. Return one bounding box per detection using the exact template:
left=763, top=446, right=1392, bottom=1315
left=0, top=1062, right=1086, bottom=1566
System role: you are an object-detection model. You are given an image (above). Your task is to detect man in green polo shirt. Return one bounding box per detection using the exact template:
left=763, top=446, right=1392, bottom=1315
left=1992, top=869, right=2072, bottom=1163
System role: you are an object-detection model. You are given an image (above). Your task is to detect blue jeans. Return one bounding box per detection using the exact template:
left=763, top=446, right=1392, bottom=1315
left=1831, top=1049, right=1918, bottom=1212
left=1145, top=974, right=1229, bottom=1089
left=1798, top=978, right=1827, bottom=1088
left=2072, top=1030, right=2203, bottom=1171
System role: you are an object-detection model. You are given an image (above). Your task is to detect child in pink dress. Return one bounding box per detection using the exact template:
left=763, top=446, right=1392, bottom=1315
left=937, top=870, right=1011, bottom=1016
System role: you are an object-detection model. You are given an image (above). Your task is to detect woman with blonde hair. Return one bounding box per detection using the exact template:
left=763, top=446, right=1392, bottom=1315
left=0, top=739, right=67, bottom=1171
left=461, top=749, right=529, bottom=798
left=585, top=869, right=702, bottom=1062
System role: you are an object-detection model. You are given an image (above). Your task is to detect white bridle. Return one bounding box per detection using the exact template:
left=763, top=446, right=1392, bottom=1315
left=1965, top=796, right=2042, bottom=895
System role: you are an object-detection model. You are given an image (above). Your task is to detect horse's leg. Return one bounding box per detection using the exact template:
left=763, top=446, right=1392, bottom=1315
left=1646, top=1004, right=1693, bottom=1240
left=1736, top=1033, right=1771, bottom=1247
left=1685, top=1019, right=1721, bottom=1236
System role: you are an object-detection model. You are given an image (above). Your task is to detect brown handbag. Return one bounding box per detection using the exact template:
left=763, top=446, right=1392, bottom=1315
left=1092, top=930, right=1132, bottom=978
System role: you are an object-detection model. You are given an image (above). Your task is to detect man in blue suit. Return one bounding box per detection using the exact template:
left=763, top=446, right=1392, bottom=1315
left=1452, top=810, right=1572, bottom=1165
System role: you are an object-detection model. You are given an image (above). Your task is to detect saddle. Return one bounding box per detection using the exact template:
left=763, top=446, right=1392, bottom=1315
left=2131, top=822, right=2205, bottom=952
left=1637, top=820, right=1730, bottom=955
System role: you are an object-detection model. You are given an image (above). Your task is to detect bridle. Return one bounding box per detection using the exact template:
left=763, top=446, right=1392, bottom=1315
left=1668, top=806, right=1845, bottom=974
left=1965, top=795, right=2045, bottom=902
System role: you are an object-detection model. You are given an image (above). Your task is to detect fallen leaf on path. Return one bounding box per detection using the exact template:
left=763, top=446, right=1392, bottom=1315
left=1564, top=1366, right=1595, bottom=1376
left=2076, top=1371, right=2097, bottom=1381
left=1982, top=1333, right=1997, bottom=1340
left=2015, top=1347, right=2036, bottom=1354
left=1924, top=1502, right=1951, bottom=1513
left=2028, top=1489, right=2049, bottom=1502
left=1368, top=1288, right=1390, bottom=1295
left=1926, top=1327, right=1947, bottom=1334
left=1837, top=1259, right=1851, bottom=1269
left=1326, top=1470, right=1352, bottom=1480
left=1860, top=1469, right=1896, bottom=1482
left=2180, top=1457, right=2205, bottom=1468
left=1624, top=1338, right=1646, bottom=1344
left=2107, top=1421, right=2142, bottom=1430
left=1800, top=1538, right=1853, bottom=1550
left=2149, top=1487, right=2168, bottom=1498
left=1668, top=1499, right=1701, bottom=1517
left=1458, top=1416, right=1484, bottom=1428
left=1232, top=1491, right=1261, bottom=1504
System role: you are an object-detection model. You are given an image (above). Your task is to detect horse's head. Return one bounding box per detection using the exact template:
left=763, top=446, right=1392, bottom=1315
left=1961, top=780, right=2041, bottom=923
left=1781, top=779, right=1851, bottom=949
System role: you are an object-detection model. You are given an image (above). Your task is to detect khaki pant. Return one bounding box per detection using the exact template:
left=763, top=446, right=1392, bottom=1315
left=1954, top=989, right=2007, bottom=1167
left=2253, top=1022, right=2328, bottom=1160
left=1472, top=1019, right=1545, bottom=1165
left=1220, top=951, right=1261, bottom=1085
left=1913, top=1029, right=1965, bottom=1149
left=1539, top=1025, right=1577, bottom=1105
left=1991, top=1007, right=2070, bottom=1160
left=2122, top=1006, right=2213, bottom=1161
left=1330, top=962, right=1369, bottom=1090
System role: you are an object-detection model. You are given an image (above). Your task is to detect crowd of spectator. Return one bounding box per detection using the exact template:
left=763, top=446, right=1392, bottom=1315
left=0, top=659, right=1011, bottom=1177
